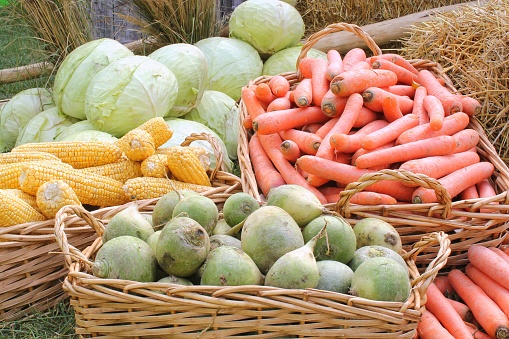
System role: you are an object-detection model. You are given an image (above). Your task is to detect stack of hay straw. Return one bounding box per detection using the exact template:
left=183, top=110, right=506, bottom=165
left=397, top=0, right=509, bottom=164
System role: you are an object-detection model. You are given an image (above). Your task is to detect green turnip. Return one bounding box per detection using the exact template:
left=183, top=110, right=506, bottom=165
left=353, top=218, right=402, bottom=254
left=151, top=189, right=200, bottom=230
left=172, top=195, right=219, bottom=235
left=223, top=192, right=260, bottom=227
left=103, top=204, right=154, bottom=243
left=348, top=245, right=408, bottom=273
left=316, top=260, right=354, bottom=294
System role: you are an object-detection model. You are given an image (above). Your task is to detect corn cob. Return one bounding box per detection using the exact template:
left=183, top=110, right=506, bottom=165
left=80, top=156, right=143, bottom=183
left=165, top=146, right=211, bottom=186
left=136, top=117, right=173, bottom=148
left=36, top=180, right=82, bottom=219
left=0, top=151, right=62, bottom=165
left=0, top=190, right=46, bottom=227
left=140, top=154, right=169, bottom=178
left=19, top=161, right=126, bottom=207
left=116, top=128, right=156, bottom=162
left=2, top=189, right=39, bottom=212
left=123, top=177, right=210, bottom=201
left=11, top=141, right=123, bottom=169
left=156, top=146, right=210, bottom=171
left=0, top=160, right=70, bottom=190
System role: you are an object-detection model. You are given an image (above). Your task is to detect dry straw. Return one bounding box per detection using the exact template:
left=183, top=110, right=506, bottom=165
left=397, top=0, right=509, bottom=164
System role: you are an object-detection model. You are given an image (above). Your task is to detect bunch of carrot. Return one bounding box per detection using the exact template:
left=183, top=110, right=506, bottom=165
left=417, top=244, right=509, bottom=339
left=242, top=47, right=495, bottom=206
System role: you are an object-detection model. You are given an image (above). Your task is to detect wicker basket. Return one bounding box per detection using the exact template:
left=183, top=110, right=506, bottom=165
left=54, top=199, right=450, bottom=338
left=238, top=23, right=509, bottom=271
left=0, top=132, right=241, bottom=321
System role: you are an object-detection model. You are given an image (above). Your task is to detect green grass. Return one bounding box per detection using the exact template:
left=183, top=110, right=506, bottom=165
left=0, top=6, right=54, bottom=101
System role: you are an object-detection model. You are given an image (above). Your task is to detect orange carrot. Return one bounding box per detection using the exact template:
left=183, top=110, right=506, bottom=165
left=248, top=133, right=286, bottom=197
left=417, top=310, right=455, bottom=339
left=252, top=106, right=330, bottom=135
left=351, top=141, right=395, bottom=168
left=451, top=128, right=480, bottom=153
left=355, top=134, right=456, bottom=169
left=459, top=184, right=480, bottom=201
left=424, top=282, right=475, bottom=339
left=362, top=87, right=414, bottom=114
left=449, top=268, right=509, bottom=339
left=423, top=95, right=445, bottom=131
left=468, top=245, right=509, bottom=294
left=325, top=49, right=343, bottom=81
left=390, top=54, right=420, bottom=76
left=301, top=123, right=323, bottom=134
left=330, top=69, right=398, bottom=97
left=490, top=247, right=509, bottom=265
left=279, top=139, right=301, bottom=163
left=279, top=128, right=322, bottom=155
left=318, top=186, right=397, bottom=205
left=352, top=107, right=381, bottom=128
left=267, top=95, right=293, bottom=112
left=268, top=75, right=291, bottom=98
left=255, top=82, right=276, bottom=105
left=381, top=95, right=403, bottom=122
left=477, top=179, right=499, bottom=213
left=361, top=114, right=419, bottom=151
left=396, top=112, right=470, bottom=145
left=330, top=119, right=389, bottom=153
left=342, top=47, right=367, bottom=72
left=433, top=275, right=455, bottom=297
left=243, top=115, right=253, bottom=130
left=315, top=117, right=338, bottom=139
left=298, top=57, right=316, bottom=79
left=464, top=322, right=492, bottom=339
left=242, top=86, right=266, bottom=123
left=310, top=57, right=330, bottom=106
left=258, top=133, right=327, bottom=203
left=293, top=78, right=313, bottom=107
left=412, top=162, right=495, bottom=203
left=460, top=95, right=482, bottom=116
left=447, top=298, right=473, bottom=322
left=348, top=61, right=371, bottom=71
left=417, top=70, right=462, bottom=115
left=412, top=86, right=429, bottom=124
left=321, top=90, right=348, bottom=117
left=307, top=93, right=363, bottom=187
left=384, top=84, right=416, bottom=98
left=399, top=151, right=480, bottom=180
left=371, top=58, right=418, bottom=85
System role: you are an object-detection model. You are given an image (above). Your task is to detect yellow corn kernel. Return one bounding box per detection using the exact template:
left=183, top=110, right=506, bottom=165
left=36, top=180, right=82, bottom=219
left=80, top=156, right=143, bottom=183
left=0, top=151, right=62, bottom=165
left=156, top=146, right=210, bottom=171
left=137, top=117, right=173, bottom=148
left=116, top=129, right=155, bottom=162
left=123, top=177, right=210, bottom=201
left=0, top=160, right=70, bottom=190
left=0, top=190, right=46, bottom=227
left=11, top=141, right=123, bottom=169
left=166, top=146, right=211, bottom=186
left=19, top=162, right=126, bottom=207
left=140, top=154, right=169, bottom=178
left=3, top=189, right=39, bottom=211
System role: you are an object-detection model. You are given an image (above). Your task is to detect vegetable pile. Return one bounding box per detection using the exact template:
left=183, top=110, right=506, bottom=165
left=242, top=47, right=496, bottom=206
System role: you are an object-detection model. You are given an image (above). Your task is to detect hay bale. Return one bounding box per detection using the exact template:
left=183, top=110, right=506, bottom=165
left=397, top=0, right=509, bottom=163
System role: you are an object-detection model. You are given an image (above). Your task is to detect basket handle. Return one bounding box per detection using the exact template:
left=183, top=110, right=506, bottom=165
left=296, top=22, right=383, bottom=78
left=180, top=132, right=225, bottom=181
left=335, top=168, right=453, bottom=219
left=54, top=204, right=105, bottom=269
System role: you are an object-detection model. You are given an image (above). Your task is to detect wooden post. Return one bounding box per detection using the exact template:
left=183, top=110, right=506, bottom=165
left=90, top=0, right=143, bottom=44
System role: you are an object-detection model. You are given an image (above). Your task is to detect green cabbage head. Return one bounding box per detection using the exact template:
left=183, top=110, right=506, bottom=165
left=53, top=38, right=134, bottom=120
left=85, top=55, right=179, bottom=137
left=149, top=43, right=208, bottom=117
left=229, top=0, right=305, bottom=57
left=262, top=46, right=327, bottom=75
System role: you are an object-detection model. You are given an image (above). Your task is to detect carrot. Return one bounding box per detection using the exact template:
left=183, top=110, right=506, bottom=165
left=384, top=84, right=416, bottom=98
left=342, top=47, right=367, bottom=72
left=318, top=186, right=397, bottom=205
left=412, top=86, right=430, bottom=124
left=412, top=162, right=495, bottom=203
left=293, top=78, right=313, bottom=107
left=242, top=86, right=266, bottom=123
left=248, top=133, right=286, bottom=197
left=279, top=128, right=322, bottom=155
left=321, top=90, right=348, bottom=117
left=417, top=310, right=455, bottom=339
left=255, top=82, right=276, bottom=105
left=381, top=95, right=403, bottom=122
left=451, top=128, right=480, bottom=153
left=361, top=114, right=419, bottom=151
left=449, top=268, right=509, bottom=339
left=307, top=93, right=363, bottom=187
left=464, top=323, right=493, bottom=339
left=459, top=184, right=480, bottom=201
left=423, top=95, right=445, bottom=131
left=362, top=87, right=414, bottom=114
left=315, top=117, right=338, bottom=139
left=371, top=58, right=418, bottom=85
left=301, top=123, right=323, bottom=134
left=434, top=275, right=454, bottom=297
left=417, top=70, right=462, bottom=115
left=489, top=247, right=509, bottom=265
left=267, top=95, right=293, bottom=112
left=468, top=245, right=509, bottom=294
left=355, top=134, right=457, bottom=169
left=447, top=298, right=473, bottom=323
left=258, top=133, right=327, bottom=204
left=268, top=75, right=291, bottom=98
left=351, top=141, right=395, bottom=168
left=424, top=282, right=475, bottom=339
left=348, top=61, right=371, bottom=71
left=252, top=106, right=330, bottom=135
left=325, top=49, right=343, bottom=81
left=298, top=57, right=316, bottom=79
left=352, top=107, right=381, bottom=128
left=399, top=151, right=480, bottom=180
left=279, top=139, right=301, bottom=163
left=460, top=95, right=482, bottom=116
left=396, top=112, right=470, bottom=145
left=330, top=69, right=398, bottom=97
left=477, top=179, right=499, bottom=213
left=310, top=57, right=330, bottom=106
left=330, top=119, right=389, bottom=153
left=390, top=54, right=420, bottom=76
left=243, top=115, right=253, bottom=130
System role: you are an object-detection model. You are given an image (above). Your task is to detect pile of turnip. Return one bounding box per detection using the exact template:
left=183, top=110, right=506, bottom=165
left=92, top=185, right=411, bottom=302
